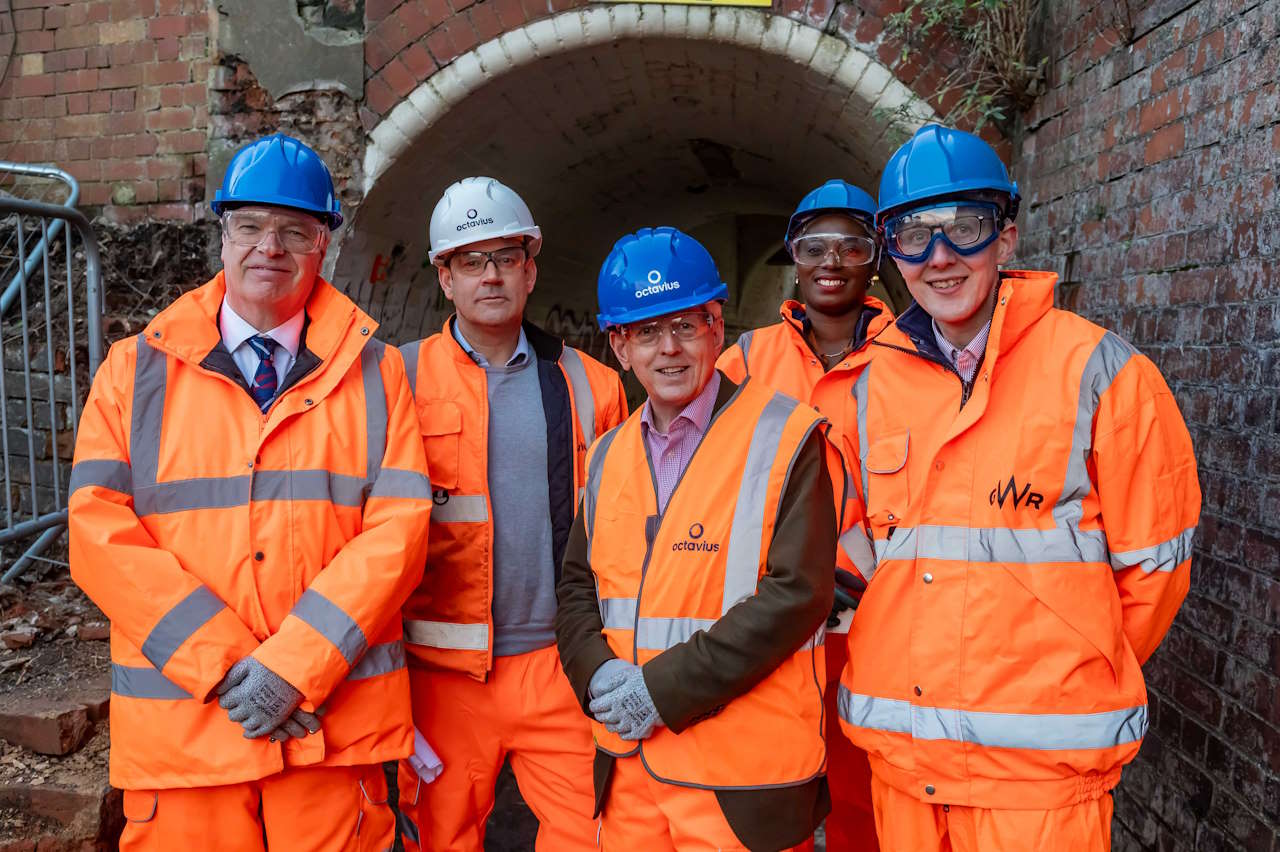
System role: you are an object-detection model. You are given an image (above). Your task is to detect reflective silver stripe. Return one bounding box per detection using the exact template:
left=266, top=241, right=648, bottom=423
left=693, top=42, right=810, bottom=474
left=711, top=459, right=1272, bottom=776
left=839, top=527, right=877, bottom=579
left=599, top=597, right=637, bottom=630
left=250, top=469, right=365, bottom=505
left=837, top=686, right=1147, bottom=751
left=875, top=524, right=1110, bottom=565
left=402, top=619, right=488, bottom=651
left=131, top=334, right=167, bottom=487
left=347, top=640, right=406, bottom=680
left=1054, top=332, right=1134, bottom=530
left=635, top=616, right=717, bottom=650
left=1111, top=525, right=1196, bottom=573
left=69, top=459, right=133, bottom=496
left=560, top=346, right=596, bottom=446
left=370, top=468, right=432, bottom=500
left=721, top=393, right=801, bottom=613
left=140, top=586, right=226, bottom=671
left=291, top=589, right=368, bottom=666
left=397, top=341, right=422, bottom=401
left=111, top=664, right=192, bottom=699
left=852, top=368, right=871, bottom=515
left=584, top=425, right=623, bottom=563
left=362, top=339, right=388, bottom=486
left=135, top=476, right=250, bottom=515
left=736, top=330, right=754, bottom=374
left=429, top=494, right=488, bottom=523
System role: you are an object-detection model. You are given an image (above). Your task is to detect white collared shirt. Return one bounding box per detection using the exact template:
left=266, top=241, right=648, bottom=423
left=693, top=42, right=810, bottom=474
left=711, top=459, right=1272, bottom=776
left=218, top=300, right=305, bottom=389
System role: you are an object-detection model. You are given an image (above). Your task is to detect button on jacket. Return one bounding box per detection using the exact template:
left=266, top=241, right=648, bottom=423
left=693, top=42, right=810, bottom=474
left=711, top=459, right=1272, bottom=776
left=398, top=319, right=628, bottom=680
left=838, top=270, right=1200, bottom=809
left=69, top=273, right=432, bottom=790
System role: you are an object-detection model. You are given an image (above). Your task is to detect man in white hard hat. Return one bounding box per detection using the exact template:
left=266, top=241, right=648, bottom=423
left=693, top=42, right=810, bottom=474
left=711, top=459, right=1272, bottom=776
left=395, top=177, right=629, bottom=851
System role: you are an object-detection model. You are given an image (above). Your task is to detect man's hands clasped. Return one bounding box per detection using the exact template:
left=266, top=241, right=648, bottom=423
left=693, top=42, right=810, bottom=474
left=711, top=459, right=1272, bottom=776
left=587, top=659, right=664, bottom=742
left=215, top=657, right=319, bottom=742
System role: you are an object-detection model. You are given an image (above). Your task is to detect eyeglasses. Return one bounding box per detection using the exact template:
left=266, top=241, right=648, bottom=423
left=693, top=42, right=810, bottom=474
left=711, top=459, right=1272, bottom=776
left=448, top=247, right=528, bottom=277
left=883, top=203, right=1002, bottom=262
left=222, top=210, right=326, bottom=254
left=789, top=234, right=877, bottom=267
left=620, top=313, right=715, bottom=347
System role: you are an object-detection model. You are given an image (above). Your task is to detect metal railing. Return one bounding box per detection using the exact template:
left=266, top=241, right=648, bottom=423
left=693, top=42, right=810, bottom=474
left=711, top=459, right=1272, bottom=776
left=0, top=191, right=103, bottom=583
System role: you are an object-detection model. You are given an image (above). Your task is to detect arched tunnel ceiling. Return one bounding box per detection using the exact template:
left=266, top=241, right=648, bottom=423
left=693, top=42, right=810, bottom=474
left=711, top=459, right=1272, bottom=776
left=336, top=33, right=912, bottom=347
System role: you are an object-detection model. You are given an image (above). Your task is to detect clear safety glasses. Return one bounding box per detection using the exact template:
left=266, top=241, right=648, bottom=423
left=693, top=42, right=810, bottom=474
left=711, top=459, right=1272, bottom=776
left=882, top=203, right=1002, bottom=262
left=789, top=234, right=878, bottom=268
left=448, top=247, right=529, bottom=277
left=620, top=312, right=716, bottom=348
left=222, top=210, right=326, bottom=255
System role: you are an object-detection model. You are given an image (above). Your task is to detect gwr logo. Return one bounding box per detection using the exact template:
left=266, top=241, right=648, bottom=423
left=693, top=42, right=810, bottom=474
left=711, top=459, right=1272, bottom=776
left=989, top=476, right=1044, bottom=510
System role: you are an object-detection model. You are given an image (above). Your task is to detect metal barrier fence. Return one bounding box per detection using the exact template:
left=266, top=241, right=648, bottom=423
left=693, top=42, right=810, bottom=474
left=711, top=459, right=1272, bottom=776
left=0, top=188, right=103, bottom=582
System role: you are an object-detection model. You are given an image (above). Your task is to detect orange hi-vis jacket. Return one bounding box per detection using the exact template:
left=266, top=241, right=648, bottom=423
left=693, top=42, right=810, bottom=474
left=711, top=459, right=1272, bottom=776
left=68, top=274, right=432, bottom=791
left=398, top=319, right=627, bottom=680
left=837, top=270, right=1200, bottom=809
left=718, top=296, right=895, bottom=599
left=583, top=379, right=828, bottom=788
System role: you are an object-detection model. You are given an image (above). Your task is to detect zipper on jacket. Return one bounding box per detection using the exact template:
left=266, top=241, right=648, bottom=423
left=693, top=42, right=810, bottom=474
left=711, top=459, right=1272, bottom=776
left=631, top=514, right=661, bottom=665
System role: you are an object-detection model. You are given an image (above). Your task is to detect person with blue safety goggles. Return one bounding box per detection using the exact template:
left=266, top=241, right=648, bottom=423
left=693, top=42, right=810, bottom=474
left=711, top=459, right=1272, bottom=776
left=881, top=201, right=1005, bottom=263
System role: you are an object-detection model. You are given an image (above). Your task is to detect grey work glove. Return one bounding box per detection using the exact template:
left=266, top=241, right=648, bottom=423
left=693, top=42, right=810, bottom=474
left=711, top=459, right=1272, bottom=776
left=215, top=657, right=306, bottom=739
left=588, top=658, right=631, bottom=700
left=265, top=707, right=324, bottom=743
left=587, top=663, right=664, bottom=741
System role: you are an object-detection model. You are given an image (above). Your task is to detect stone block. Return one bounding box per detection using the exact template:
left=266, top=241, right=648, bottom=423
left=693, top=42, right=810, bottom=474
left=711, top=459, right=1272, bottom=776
left=0, top=701, right=93, bottom=756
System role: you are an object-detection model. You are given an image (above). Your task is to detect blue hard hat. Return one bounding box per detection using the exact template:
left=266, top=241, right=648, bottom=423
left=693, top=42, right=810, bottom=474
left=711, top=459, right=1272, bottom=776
left=785, top=179, right=877, bottom=254
left=596, top=227, right=729, bottom=331
left=876, top=124, right=1020, bottom=227
left=211, top=133, right=343, bottom=229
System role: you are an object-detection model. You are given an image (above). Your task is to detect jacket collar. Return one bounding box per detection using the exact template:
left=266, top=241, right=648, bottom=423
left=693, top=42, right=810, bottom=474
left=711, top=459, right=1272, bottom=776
left=142, top=271, right=375, bottom=387
left=441, top=315, right=567, bottom=365
left=777, top=295, right=895, bottom=360
left=877, top=270, right=1057, bottom=363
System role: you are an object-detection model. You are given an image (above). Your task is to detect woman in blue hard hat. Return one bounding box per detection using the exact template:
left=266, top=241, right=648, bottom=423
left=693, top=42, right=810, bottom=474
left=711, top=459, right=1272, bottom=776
left=835, top=124, right=1199, bottom=852
left=718, top=180, right=892, bottom=851
left=555, top=226, right=841, bottom=851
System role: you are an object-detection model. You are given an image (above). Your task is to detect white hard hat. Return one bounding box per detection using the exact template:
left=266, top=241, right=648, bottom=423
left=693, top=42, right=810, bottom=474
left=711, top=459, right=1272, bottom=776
left=428, top=177, right=543, bottom=265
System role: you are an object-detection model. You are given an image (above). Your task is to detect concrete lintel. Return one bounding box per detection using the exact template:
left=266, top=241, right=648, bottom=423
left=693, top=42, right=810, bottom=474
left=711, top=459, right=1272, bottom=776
left=214, top=0, right=363, bottom=100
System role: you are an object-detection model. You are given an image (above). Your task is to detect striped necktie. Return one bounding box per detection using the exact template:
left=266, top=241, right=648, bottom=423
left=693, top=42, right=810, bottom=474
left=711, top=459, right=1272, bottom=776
left=246, top=335, right=278, bottom=411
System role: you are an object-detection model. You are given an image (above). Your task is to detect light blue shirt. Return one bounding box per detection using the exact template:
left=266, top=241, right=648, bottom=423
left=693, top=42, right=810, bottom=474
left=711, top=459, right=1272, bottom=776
left=218, top=301, right=304, bottom=388
left=450, top=321, right=532, bottom=368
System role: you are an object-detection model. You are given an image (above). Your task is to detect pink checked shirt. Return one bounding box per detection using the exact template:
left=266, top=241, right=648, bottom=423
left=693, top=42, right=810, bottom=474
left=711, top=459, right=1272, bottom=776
left=933, top=319, right=991, bottom=384
left=641, top=372, right=721, bottom=513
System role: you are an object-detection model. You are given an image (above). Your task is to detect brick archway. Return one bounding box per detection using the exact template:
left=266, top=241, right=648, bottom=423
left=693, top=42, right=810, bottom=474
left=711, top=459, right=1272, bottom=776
left=334, top=4, right=936, bottom=347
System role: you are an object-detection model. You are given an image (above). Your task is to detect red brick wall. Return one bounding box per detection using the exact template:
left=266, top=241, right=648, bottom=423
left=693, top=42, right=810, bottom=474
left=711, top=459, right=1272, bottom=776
left=1017, top=1, right=1279, bottom=849
left=0, top=0, right=209, bottom=219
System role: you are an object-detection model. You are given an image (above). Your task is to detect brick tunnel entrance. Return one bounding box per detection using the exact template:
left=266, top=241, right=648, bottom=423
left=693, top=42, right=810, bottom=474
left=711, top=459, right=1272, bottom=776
left=331, top=7, right=930, bottom=356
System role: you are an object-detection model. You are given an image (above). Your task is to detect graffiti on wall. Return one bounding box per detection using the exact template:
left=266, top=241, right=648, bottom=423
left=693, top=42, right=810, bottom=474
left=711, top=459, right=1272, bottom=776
left=543, top=303, right=612, bottom=365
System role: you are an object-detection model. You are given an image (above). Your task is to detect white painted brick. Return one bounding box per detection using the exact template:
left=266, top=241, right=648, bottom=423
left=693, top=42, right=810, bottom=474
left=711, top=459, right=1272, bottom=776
left=408, top=82, right=448, bottom=127
left=362, top=145, right=386, bottom=193
left=760, top=15, right=791, bottom=58
left=685, top=6, right=713, bottom=40
left=370, top=115, right=411, bottom=165
left=474, top=38, right=509, bottom=77
left=578, top=6, right=614, bottom=47
left=809, top=33, right=847, bottom=79
left=524, top=18, right=560, bottom=57
left=389, top=100, right=428, bottom=143
left=832, top=45, right=871, bottom=91
left=451, top=52, right=487, bottom=91
left=498, top=29, right=538, bottom=68
left=853, top=56, right=893, bottom=104
left=709, top=7, right=737, bottom=43
left=636, top=4, right=664, bottom=38
left=661, top=4, right=689, bottom=36
left=608, top=4, right=643, bottom=39
left=784, top=21, right=821, bottom=67
left=731, top=9, right=767, bottom=50
left=431, top=67, right=469, bottom=108
left=552, top=9, right=586, bottom=49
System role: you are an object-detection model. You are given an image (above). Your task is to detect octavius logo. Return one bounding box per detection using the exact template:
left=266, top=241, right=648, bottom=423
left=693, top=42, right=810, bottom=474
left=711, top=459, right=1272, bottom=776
left=456, top=207, right=494, bottom=232
left=635, top=268, right=680, bottom=299
left=672, top=522, right=719, bottom=553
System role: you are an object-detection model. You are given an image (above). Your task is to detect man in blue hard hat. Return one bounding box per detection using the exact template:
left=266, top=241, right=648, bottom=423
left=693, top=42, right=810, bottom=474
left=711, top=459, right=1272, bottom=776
left=718, top=179, right=892, bottom=851
left=69, top=132, right=432, bottom=850
left=835, top=124, right=1199, bottom=852
left=555, top=226, right=840, bottom=851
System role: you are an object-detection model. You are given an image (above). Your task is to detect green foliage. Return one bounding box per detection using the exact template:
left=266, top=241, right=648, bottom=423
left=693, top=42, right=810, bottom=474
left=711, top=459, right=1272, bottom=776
left=884, top=0, right=1046, bottom=132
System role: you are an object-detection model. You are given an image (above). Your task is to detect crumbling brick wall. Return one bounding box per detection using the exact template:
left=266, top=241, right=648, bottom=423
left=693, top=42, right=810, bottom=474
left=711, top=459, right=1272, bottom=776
left=1016, top=1, right=1279, bottom=849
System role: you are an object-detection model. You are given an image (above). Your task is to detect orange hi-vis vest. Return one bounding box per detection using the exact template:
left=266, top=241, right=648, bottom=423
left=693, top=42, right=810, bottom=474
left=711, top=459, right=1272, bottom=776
left=69, top=274, right=432, bottom=790
left=838, top=271, right=1200, bottom=809
left=718, top=296, right=894, bottom=606
left=583, top=378, right=828, bottom=788
left=399, top=319, right=627, bottom=680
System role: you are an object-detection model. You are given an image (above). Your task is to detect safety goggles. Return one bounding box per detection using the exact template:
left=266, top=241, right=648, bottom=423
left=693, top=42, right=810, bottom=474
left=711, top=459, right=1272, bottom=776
left=882, top=202, right=1002, bottom=262
left=448, top=246, right=528, bottom=277
left=620, top=312, right=715, bottom=348
left=788, top=233, right=877, bottom=268
left=221, top=210, right=326, bottom=255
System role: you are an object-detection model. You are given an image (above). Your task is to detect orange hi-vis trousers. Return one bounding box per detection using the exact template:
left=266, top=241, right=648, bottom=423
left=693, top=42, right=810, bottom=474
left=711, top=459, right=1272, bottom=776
left=870, top=773, right=1113, bottom=852
left=118, top=763, right=394, bottom=852
left=398, top=644, right=597, bottom=851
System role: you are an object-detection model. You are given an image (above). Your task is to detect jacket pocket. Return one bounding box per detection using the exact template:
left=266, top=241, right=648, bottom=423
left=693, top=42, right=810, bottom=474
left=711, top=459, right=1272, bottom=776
left=864, top=427, right=910, bottom=529
left=419, top=401, right=462, bottom=491
left=355, top=764, right=395, bottom=852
